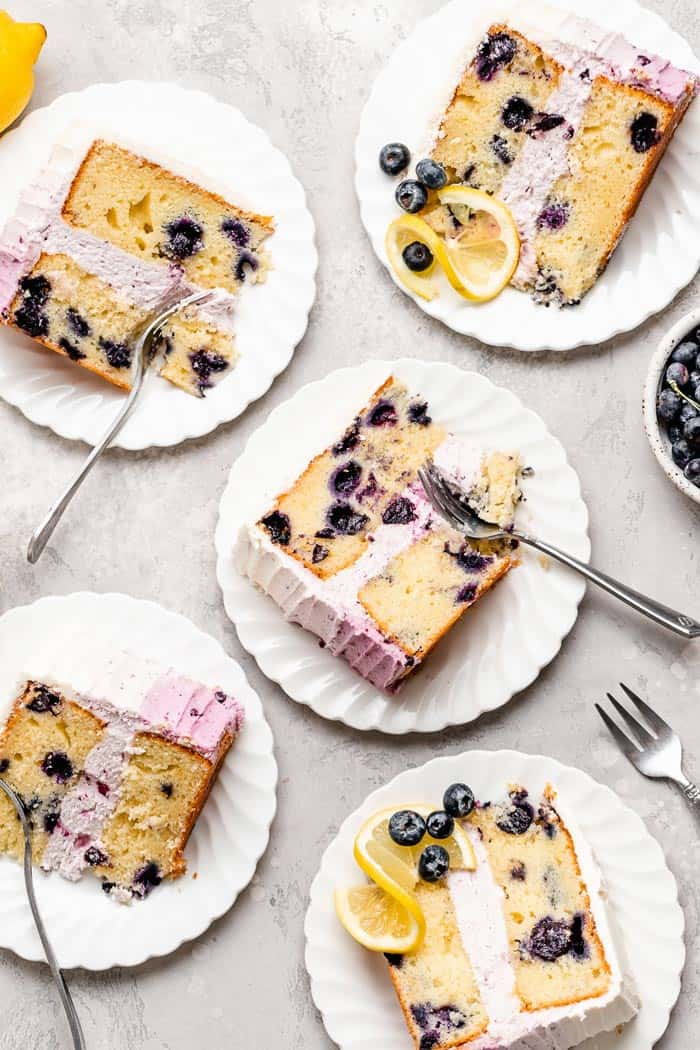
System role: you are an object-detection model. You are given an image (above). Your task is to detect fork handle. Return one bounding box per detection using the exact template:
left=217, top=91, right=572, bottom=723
left=515, top=533, right=700, bottom=639
left=677, top=775, right=700, bottom=805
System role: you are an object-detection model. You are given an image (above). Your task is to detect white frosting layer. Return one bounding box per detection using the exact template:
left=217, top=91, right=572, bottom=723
left=448, top=799, right=638, bottom=1049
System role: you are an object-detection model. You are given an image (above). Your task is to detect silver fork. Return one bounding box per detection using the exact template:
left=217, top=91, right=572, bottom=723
left=596, top=683, right=700, bottom=807
left=0, top=778, right=86, bottom=1049
left=26, top=288, right=220, bottom=565
left=418, top=460, right=700, bottom=640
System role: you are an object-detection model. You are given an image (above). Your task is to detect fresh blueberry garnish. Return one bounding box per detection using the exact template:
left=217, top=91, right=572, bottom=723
left=388, top=809, right=427, bottom=847
left=475, top=31, right=516, bottom=81
left=630, top=112, right=660, bottom=153
left=367, top=400, right=397, bottom=427
left=162, top=215, right=204, bottom=259
left=59, top=337, right=86, bottom=361
left=426, top=810, right=454, bottom=839
left=27, top=685, right=62, bottom=714
left=402, top=241, right=434, bottom=272
left=66, top=308, right=90, bottom=338
left=537, top=201, right=569, bottom=231
left=408, top=401, right=431, bottom=426
left=312, top=543, right=329, bottom=563
left=685, top=416, right=700, bottom=449
left=261, top=510, right=291, bottom=546
left=41, top=751, right=73, bottom=783
left=501, top=96, right=533, bottom=131
left=133, top=861, right=162, bottom=897
left=189, top=348, right=229, bottom=390
left=332, top=420, right=361, bottom=456
left=379, top=142, right=410, bottom=177
left=680, top=401, right=699, bottom=424
left=395, top=179, right=428, bottom=214
left=443, top=783, right=475, bottom=819
left=418, top=844, right=450, bottom=882
left=326, top=502, right=369, bottom=536
left=527, top=916, right=572, bottom=960
left=84, top=846, right=108, bottom=866
left=657, top=388, right=682, bottom=423
left=667, top=362, right=689, bottom=387
left=160, top=782, right=174, bottom=798
left=496, top=799, right=534, bottom=835
left=415, top=158, right=447, bottom=189
left=671, top=341, right=698, bottom=366
left=382, top=497, right=416, bottom=525
left=332, top=460, right=362, bottom=496
left=234, top=248, right=259, bottom=282
left=668, top=424, right=683, bottom=444
left=490, top=134, right=513, bottom=165
left=221, top=217, right=250, bottom=247
left=99, top=337, right=132, bottom=370
left=0, top=758, right=8, bottom=774
left=684, top=459, right=700, bottom=485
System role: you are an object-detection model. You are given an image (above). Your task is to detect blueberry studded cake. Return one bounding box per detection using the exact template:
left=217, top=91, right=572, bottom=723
left=0, top=652, right=244, bottom=901
left=336, top=781, right=638, bottom=1050
left=236, top=376, right=522, bottom=692
left=0, top=132, right=274, bottom=395
left=388, top=9, right=697, bottom=306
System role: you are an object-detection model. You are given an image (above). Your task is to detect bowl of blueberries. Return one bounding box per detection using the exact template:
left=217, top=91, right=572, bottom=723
left=644, top=307, right=700, bottom=505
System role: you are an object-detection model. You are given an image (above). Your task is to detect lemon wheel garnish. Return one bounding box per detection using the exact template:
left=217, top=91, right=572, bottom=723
left=334, top=883, right=424, bottom=953
left=385, top=215, right=442, bottom=301
left=436, top=186, right=520, bottom=302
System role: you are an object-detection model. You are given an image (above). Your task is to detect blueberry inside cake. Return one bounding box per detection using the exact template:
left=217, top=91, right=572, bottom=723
left=425, top=13, right=697, bottom=304
left=0, top=661, right=244, bottom=901
left=0, top=135, right=274, bottom=396
left=386, top=785, right=637, bottom=1049
left=236, top=376, right=522, bottom=691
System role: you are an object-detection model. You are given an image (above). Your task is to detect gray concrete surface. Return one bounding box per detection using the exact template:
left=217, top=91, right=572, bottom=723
left=0, top=0, right=698, bottom=1047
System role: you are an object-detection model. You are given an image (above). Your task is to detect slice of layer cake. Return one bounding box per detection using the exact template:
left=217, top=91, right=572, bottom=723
left=236, top=376, right=522, bottom=691
left=385, top=785, right=637, bottom=1049
left=0, top=132, right=274, bottom=395
left=426, top=12, right=697, bottom=305
left=0, top=657, right=244, bottom=901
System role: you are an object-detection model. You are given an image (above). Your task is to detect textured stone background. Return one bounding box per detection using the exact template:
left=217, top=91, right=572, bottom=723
left=0, top=0, right=699, bottom=1047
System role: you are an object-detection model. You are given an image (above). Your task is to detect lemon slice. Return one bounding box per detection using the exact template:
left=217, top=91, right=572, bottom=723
left=353, top=804, right=476, bottom=920
left=334, top=883, right=424, bottom=953
left=385, top=215, right=443, bottom=301
left=436, top=186, right=520, bottom=301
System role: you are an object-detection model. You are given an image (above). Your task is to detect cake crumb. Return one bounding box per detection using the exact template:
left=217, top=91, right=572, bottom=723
left=538, top=553, right=551, bottom=571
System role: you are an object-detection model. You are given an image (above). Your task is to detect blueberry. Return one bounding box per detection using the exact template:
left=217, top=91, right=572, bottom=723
left=160, top=782, right=173, bottom=798
left=332, top=420, right=361, bottom=455
left=43, top=808, right=60, bottom=834
left=367, top=400, right=398, bottom=427
left=510, top=862, right=526, bottom=881
left=234, top=248, right=259, bottom=282
left=379, top=142, right=410, bottom=176
left=630, top=112, right=660, bottom=153
left=527, top=916, right=571, bottom=960
left=388, top=809, right=427, bottom=847
left=84, top=846, right=108, bottom=866
left=14, top=302, right=48, bottom=338
left=326, top=502, right=369, bottom=536
left=0, top=758, right=8, bottom=774
left=19, top=274, right=51, bottom=306
left=529, top=113, right=566, bottom=135
left=221, top=217, right=250, bottom=247
left=384, top=952, right=404, bottom=968
left=475, top=31, right=517, bottom=81
left=189, top=348, right=229, bottom=391
left=537, top=201, right=569, bottom=231
left=570, top=914, right=587, bottom=959
left=657, top=388, right=682, bottom=423
left=668, top=424, right=683, bottom=443
left=415, top=158, right=447, bottom=189
left=666, top=362, right=689, bottom=388
left=490, top=134, right=513, bottom=165
left=402, top=241, right=434, bottom=272
left=501, top=96, right=533, bottom=131
left=99, top=337, right=132, bottom=370
left=426, top=811, right=454, bottom=839
left=418, top=844, right=450, bottom=882
left=684, top=459, right=700, bottom=485
left=332, top=461, right=362, bottom=496
left=690, top=370, right=700, bottom=389
left=408, top=401, right=431, bottom=426
left=684, top=416, right=700, bottom=448
left=395, top=179, right=428, bottom=214
left=162, top=215, right=204, bottom=259
left=261, top=510, right=291, bottom=546
left=671, top=340, right=698, bottom=366
left=443, top=783, right=475, bottom=819
left=133, top=861, right=162, bottom=897
left=41, top=751, right=73, bottom=783
left=382, top=497, right=417, bottom=525
left=59, top=337, right=86, bottom=361
left=66, top=308, right=90, bottom=338
left=456, top=583, right=477, bottom=604
left=455, top=548, right=493, bottom=573
left=680, top=401, right=699, bottom=424
left=496, top=800, right=534, bottom=835
left=101, top=881, right=116, bottom=895
left=672, top=439, right=692, bottom=467
left=312, top=543, right=329, bottom=563
left=27, top=685, right=61, bottom=714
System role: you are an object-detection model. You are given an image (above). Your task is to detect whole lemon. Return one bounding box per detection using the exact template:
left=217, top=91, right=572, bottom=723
left=0, top=10, right=46, bottom=134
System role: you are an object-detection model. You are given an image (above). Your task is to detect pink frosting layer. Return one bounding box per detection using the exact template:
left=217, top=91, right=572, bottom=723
left=141, top=676, right=244, bottom=760
left=599, top=33, right=697, bottom=104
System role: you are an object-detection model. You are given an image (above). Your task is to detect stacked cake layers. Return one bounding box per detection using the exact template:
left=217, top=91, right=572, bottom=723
left=427, top=13, right=697, bottom=304
left=0, top=649, right=244, bottom=901
left=236, top=377, right=522, bottom=691
left=0, top=133, right=274, bottom=395
left=385, top=786, right=637, bottom=1050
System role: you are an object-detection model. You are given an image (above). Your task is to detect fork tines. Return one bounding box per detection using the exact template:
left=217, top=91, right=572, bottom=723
left=595, top=681, right=671, bottom=759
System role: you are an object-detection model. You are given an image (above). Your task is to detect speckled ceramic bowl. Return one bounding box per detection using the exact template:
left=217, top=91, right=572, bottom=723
left=643, top=307, right=700, bottom=507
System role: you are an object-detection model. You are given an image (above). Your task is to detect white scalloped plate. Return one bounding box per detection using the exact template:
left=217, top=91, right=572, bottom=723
left=0, top=81, right=317, bottom=449
left=0, top=592, right=277, bottom=970
left=355, top=0, right=700, bottom=352
left=215, top=359, right=589, bottom=734
left=305, top=750, right=685, bottom=1050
